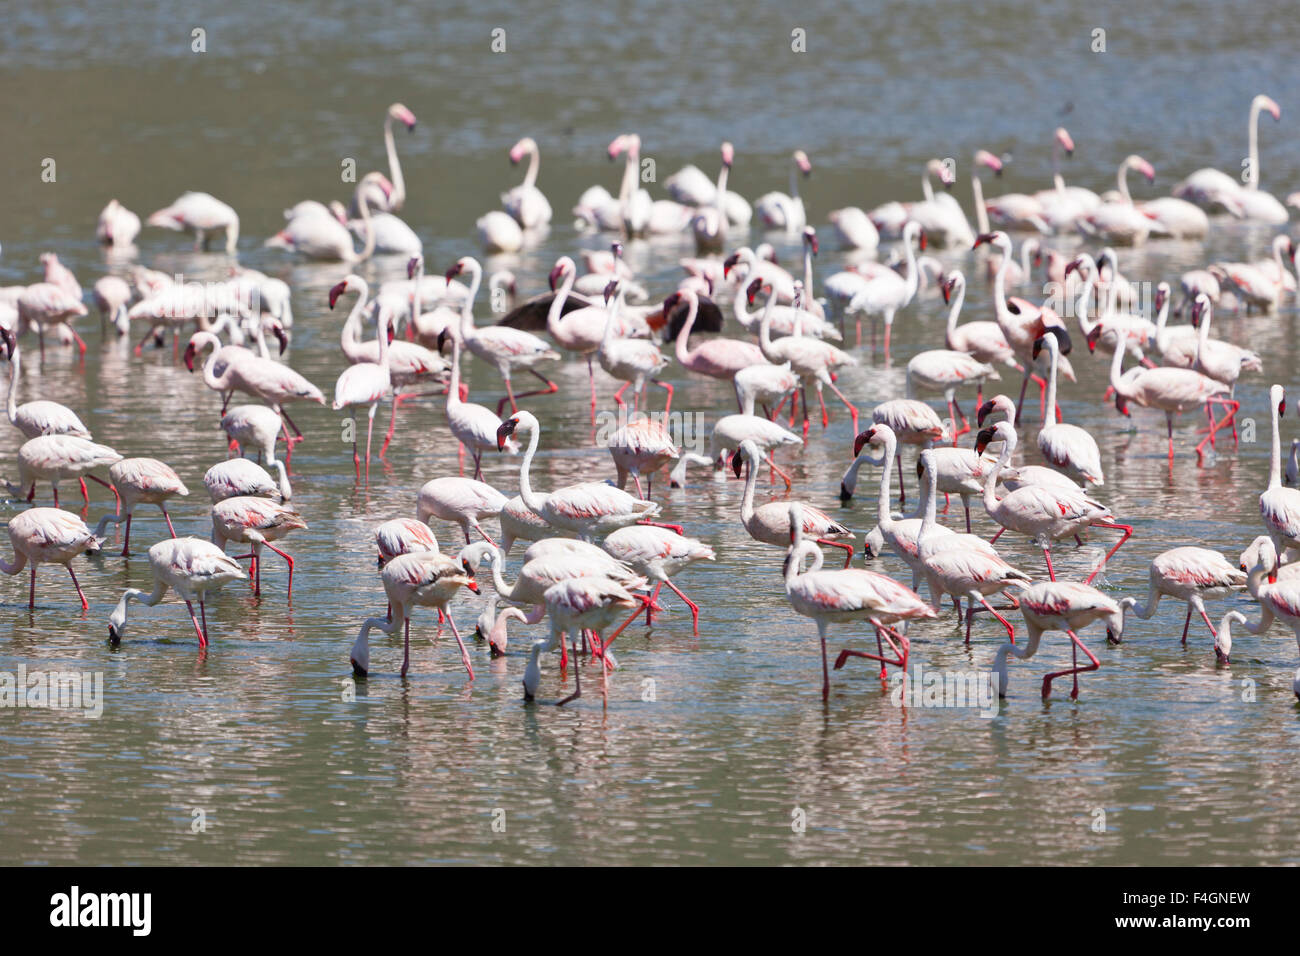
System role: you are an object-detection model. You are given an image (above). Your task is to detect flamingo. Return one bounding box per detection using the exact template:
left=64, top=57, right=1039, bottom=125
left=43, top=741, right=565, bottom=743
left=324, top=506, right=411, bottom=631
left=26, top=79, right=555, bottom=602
left=669, top=289, right=767, bottom=389
left=349, top=551, right=480, bottom=679
left=446, top=256, right=560, bottom=416
left=496, top=410, right=672, bottom=539
left=107, top=538, right=246, bottom=648
left=1239, top=538, right=1300, bottom=696
left=754, top=280, right=857, bottom=435
left=1090, top=326, right=1236, bottom=462
left=185, top=331, right=325, bottom=459
left=916, top=448, right=1030, bottom=642
left=941, top=271, right=1018, bottom=374
left=709, top=412, right=802, bottom=489
left=755, top=150, right=811, bottom=232
left=866, top=400, right=946, bottom=505
left=210, top=496, right=307, bottom=597
left=17, top=282, right=89, bottom=357
left=976, top=421, right=1131, bottom=582
left=92, top=276, right=132, bottom=335
left=974, top=231, right=1066, bottom=421
left=734, top=361, right=799, bottom=420
left=221, top=404, right=284, bottom=464
left=0, top=508, right=102, bottom=611
left=607, top=416, right=678, bottom=498
left=500, top=136, right=552, bottom=228
left=375, top=517, right=441, bottom=566
left=1260, top=384, right=1300, bottom=567
left=731, top=439, right=854, bottom=566
left=357, top=103, right=416, bottom=213
left=11, top=434, right=121, bottom=509
left=827, top=206, right=880, bottom=252
left=732, top=277, right=839, bottom=340
left=785, top=502, right=936, bottom=698
left=1034, top=128, right=1100, bottom=232
left=1066, top=254, right=1157, bottom=367
left=440, top=332, right=517, bottom=480
left=499, top=495, right=563, bottom=555
left=92, top=458, right=189, bottom=556
left=597, top=280, right=670, bottom=412
left=1032, top=329, right=1104, bottom=485
left=603, top=524, right=715, bottom=634
left=1120, top=547, right=1246, bottom=652
left=464, top=539, right=641, bottom=613
left=96, top=199, right=141, bottom=247
left=844, top=220, right=923, bottom=357
left=690, top=142, right=733, bottom=253
left=904, top=348, right=999, bottom=442
left=1080, top=155, right=1155, bottom=244
left=527, top=577, right=642, bottom=705
left=975, top=395, right=1089, bottom=495
left=203, top=458, right=291, bottom=503
left=329, top=276, right=393, bottom=482
left=1173, top=94, right=1288, bottom=223
left=0, top=329, right=91, bottom=438
left=991, top=581, right=1124, bottom=700
left=545, top=256, right=613, bottom=422
left=265, top=178, right=376, bottom=261
left=147, top=191, right=240, bottom=253
left=908, top=159, right=975, bottom=248
left=1188, top=294, right=1261, bottom=436
left=417, top=476, right=507, bottom=545
left=983, top=128, right=1077, bottom=232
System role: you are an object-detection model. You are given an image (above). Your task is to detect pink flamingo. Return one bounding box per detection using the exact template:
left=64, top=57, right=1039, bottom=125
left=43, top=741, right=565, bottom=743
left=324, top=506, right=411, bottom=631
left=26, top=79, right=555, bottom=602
left=359, top=103, right=416, bottom=213
left=603, top=524, right=715, bottom=634
left=448, top=256, right=561, bottom=415
left=0, top=508, right=102, bottom=611
left=108, top=538, right=246, bottom=648
left=733, top=439, right=854, bottom=566
left=203, top=458, right=290, bottom=503
left=941, top=271, right=1019, bottom=376
left=210, top=496, right=307, bottom=597
left=785, top=503, right=936, bottom=699
left=976, top=422, right=1132, bottom=582
left=17, top=282, right=88, bottom=357
left=607, top=416, right=678, bottom=498
left=417, top=476, right=507, bottom=545
left=330, top=276, right=393, bottom=482
left=349, top=551, right=480, bottom=679
left=1120, top=547, right=1246, bottom=652
left=1, top=329, right=92, bottom=438
left=669, top=289, right=767, bottom=395
left=92, top=458, right=189, bottom=556
left=96, top=199, right=141, bottom=247
left=544, top=256, right=615, bottom=423
left=868, top=399, right=946, bottom=506
left=221, top=404, right=283, bottom=463
left=12, top=434, right=121, bottom=509
left=1032, top=329, right=1104, bottom=485
left=599, top=280, right=671, bottom=412
left=993, top=581, right=1125, bottom=700
left=439, top=332, right=518, bottom=480
left=526, top=576, right=643, bottom=705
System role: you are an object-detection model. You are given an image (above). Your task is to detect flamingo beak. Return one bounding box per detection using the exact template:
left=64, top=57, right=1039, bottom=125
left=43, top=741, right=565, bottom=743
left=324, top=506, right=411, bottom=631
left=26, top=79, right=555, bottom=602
left=974, top=426, right=996, bottom=456
left=976, top=400, right=996, bottom=426
left=446, top=263, right=462, bottom=282
left=274, top=326, right=289, bottom=356
left=328, top=281, right=347, bottom=310
left=407, top=257, right=419, bottom=280
left=496, top=418, right=518, bottom=451
left=730, top=451, right=743, bottom=478
left=852, top=429, right=871, bottom=457
left=183, top=343, right=197, bottom=372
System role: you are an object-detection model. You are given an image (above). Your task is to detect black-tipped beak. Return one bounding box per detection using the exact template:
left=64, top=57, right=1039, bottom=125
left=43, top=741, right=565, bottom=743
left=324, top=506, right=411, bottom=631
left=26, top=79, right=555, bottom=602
left=273, top=326, right=289, bottom=356
left=852, top=429, right=871, bottom=458
left=974, top=426, right=996, bottom=455
left=839, top=481, right=852, bottom=502
left=976, top=400, right=995, bottom=427
left=496, top=418, right=518, bottom=451
left=730, top=451, right=743, bottom=478
left=183, top=344, right=197, bottom=372
left=328, top=281, right=347, bottom=310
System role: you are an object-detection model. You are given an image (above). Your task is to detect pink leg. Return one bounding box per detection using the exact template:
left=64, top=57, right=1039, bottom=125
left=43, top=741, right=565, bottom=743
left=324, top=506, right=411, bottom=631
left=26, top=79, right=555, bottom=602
left=1083, top=522, right=1132, bottom=585
left=67, top=565, right=89, bottom=612
left=663, top=578, right=701, bottom=635
left=1042, top=629, right=1100, bottom=700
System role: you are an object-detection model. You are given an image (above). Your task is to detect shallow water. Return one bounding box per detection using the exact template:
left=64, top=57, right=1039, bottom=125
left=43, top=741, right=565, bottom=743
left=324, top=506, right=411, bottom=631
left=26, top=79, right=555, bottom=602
left=1, top=2, right=1299, bottom=865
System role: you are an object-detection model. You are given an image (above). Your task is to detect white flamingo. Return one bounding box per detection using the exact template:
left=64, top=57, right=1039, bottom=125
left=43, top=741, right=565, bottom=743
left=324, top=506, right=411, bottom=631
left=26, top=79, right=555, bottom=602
left=108, top=538, right=246, bottom=648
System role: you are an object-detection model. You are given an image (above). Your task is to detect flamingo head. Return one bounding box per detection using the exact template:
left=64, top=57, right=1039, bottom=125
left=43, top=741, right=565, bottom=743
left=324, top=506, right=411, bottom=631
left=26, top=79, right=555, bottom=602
left=446, top=259, right=467, bottom=282
left=1032, top=326, right=1070, bottom=360
left=183, top=340, right=199, bottom=372
left=496, top=415, right=521, bottom=451
left=270, top=322, right=289, bottom=356
left=793, top=150, right=812, bottom=176
left=721, top=141, right=734, bottom=168
left=977, top=395, right=1014, bottom=427
left=603, top=280, right=619, bottom=304
left=940, top=271, right=961, bottom=303
left=1054, top=127, right=1075, bottom=155
left=388, top=103, right=417, bottom=131
left=745, top=278, right=767, bottom=307
left=1114, top=392, right=1132, bottom=418
left=1085, top=324, right=1103, bottom=353
left=407, top=255, right=422, bottom=280
left=802, top=226, right=818, bottom=256
left=974, top=150, right=1003, bottom=176
left=328, top=279, right=350, bottom=310
left=852, top=426, right=883, bottom=458
left=0, top=326, right=15, bottom=360
left=1190, top=293, right=1209, bottom=328
left=662, top=291, right=683, bottom=316
left=973, top=231, right=1009, bottom=253
left=1256, top=94, right=1282, bottom=122
left=548, top=258, right=573, bottom=291
left=730, top=449, right=747, bottom=479
left=1064, top=255, right=1087, bottom=278
left=508, top=137, right=534, bottom=164
left=722, top=251, right=741, bottom=277
left=1130, top=156, right=1155, bottom=183
left=611, top=240, right=624, bottom=261
left=1154, top=282, right=1169, bottom=312
left=974, top=426, right=997, bottom=456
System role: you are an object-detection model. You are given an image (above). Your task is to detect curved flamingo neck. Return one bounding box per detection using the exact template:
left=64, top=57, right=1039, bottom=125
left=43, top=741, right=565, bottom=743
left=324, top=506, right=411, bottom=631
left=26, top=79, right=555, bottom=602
left=738, top=450, right=758, bottom=526
left=516, top=415, right=546, bottom=516
left=1106, top=338, right=1128, bottom=397
left=945, top=277, right=966, bottom=337
left=522, top=142, right=540, bottom=190
left=459, top=260, right=484, bottom=338
left=5, top=348, right=19, bottom=425
left=1075, top=264, right=1097, bottom=334
left=1117, top=159, right=1133, bottom=203
left=757, top=288, right=780, bottom=358
left=1043, top=337, right=1060, bottom=419
left=546, top=266, right=576, bottom=338
left=876, top=434, right=898, bottom=530
left=983, top=431, right=1016, bottom=511
left=972, top=168, right=990, bottom=235
left=340, top=281, right=371, bottom=362
left=352, top=191, right=375, bottom=261
left=673, top=294, right=701, bottom=366
left=991, top=239, right=1011, bottom=322
left=486, top=549, right=517, bottom=601
left=384, top=115, right=405, bottom=208
left=919, top=457, right=939, bottom=542
left=1247, top=101, right=1263, bottom=190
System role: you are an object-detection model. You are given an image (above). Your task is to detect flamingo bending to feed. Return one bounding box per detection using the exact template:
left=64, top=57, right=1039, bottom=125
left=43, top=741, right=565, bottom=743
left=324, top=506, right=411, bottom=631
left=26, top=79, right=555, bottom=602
left=1090, top=326, right=1236, bottom=462
left=755, top=150, right=811, bottom=232
left=146, top=191, right=240, bottom=252
left=1239, top=539, right=1300, bottom=697
left=501, top=136, right=553, bottom=228
left=204, top=458, right=291, bottom=503
left=92, top=458, right=189, bottom=556
left=330, top=276, right=393, bottom=482
left=448, top=256, right=560, bottom=415
left=866, top=400, right=946, bottom=506
left=844, top=220, right=923, bottom=357
left=265, top=178, right=376, bottom=261
left=603, top=524, right=715, bottom=634
left=669, top=289, right=767, bottom=393
left=976, top=422, right=1131, bottom=582
left=417, top=476, right=507, bottom=545
left=17, top=282, right=89, bottom=357
left=608, top=416, right=678, bottom=498
left=0, top=329, right=91, bottom=438
left=92, top=276, right=132, bottom=335
left=732, top=439, right=854, bottom=566
left=904, top=348, right=999, bottom=442
left=0, top=508, right=102, bottom=611
left=349, top=551, right=480, bottom=679
left=992, top=581, right=1124, bottom=700
left=755, top=280, right=857, bottom=435
left=108, top=538, right=246, bottom=648
left=97, top=199, right=141, bottom=247
left=916, top=449, right=1030, bottom=643
left=784, top=503, right=936, bottom=698
left=1260, top=384, right=1300, bottom=567
left=1032, top=329, right=1104, bottom=485
left=1120, top=547, right=1246, bottom=654
left=12, top=434, right=121, bottom=509
left=221, top=404, right=284, bottom=463
left=210, top=496, right=307, bottom=597
left=598, top=280, right=671, bottom=412
left=496, top=410, right=675, bottom=539
left=526, top=577, right=642, bottom=705
left=710, top=413, right=802, bottom=489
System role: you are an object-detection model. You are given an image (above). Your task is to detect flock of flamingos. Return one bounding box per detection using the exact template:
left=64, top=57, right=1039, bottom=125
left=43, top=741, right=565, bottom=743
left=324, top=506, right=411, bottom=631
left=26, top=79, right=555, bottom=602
left=5, top=93, right=1300, bottom=708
